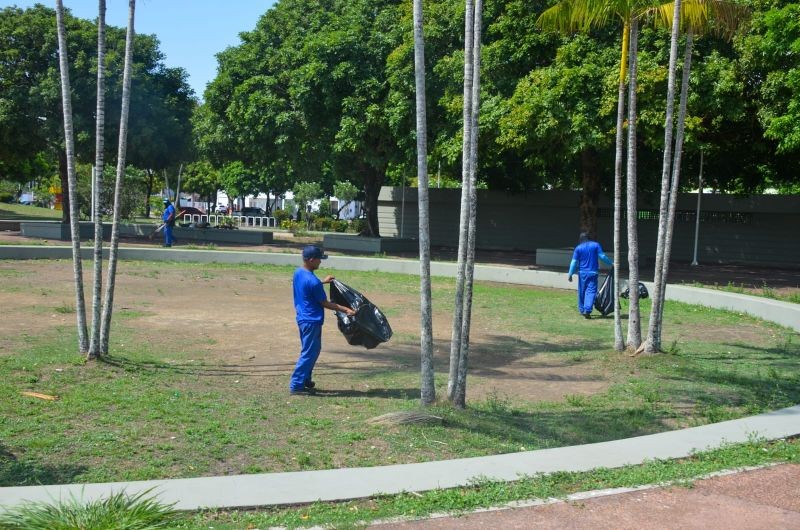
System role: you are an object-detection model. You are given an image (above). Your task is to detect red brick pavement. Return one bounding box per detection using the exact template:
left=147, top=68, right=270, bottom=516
left=373, top=464, right=800, bottom=530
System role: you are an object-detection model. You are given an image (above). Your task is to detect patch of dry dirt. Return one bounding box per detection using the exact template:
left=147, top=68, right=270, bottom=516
left=0, top=259, right=607, bottom=402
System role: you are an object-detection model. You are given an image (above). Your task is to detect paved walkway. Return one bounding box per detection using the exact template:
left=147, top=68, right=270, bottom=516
left=374, top=464, right=800, bottom=529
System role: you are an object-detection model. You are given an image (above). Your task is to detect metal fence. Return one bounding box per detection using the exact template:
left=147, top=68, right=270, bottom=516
left=182, top=214, right=278, bottom=228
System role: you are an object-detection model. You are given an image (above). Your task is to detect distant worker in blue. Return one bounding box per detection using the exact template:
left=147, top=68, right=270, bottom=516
left=290, top=245, right=355, bottom=395
left=568, top=232, right=613, bottom=319
left=161, top=198, right=176, bottom=247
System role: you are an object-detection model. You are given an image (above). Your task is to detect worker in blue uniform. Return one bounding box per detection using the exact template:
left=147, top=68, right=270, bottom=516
left=161, top=198, right=176, bottom=247
left=568, top=232, right=613, bottom=319
left=290, top=246, right=355, bottom=395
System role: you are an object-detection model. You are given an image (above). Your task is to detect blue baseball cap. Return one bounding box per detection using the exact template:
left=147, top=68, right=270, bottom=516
left=302, top=245, right=328, bottom=260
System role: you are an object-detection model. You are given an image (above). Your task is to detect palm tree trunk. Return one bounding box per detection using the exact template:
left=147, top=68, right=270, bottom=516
left=644, top=0, right=682, bottom=354
left=454, top=0, right=483, bottom=409
left=655, top=28, right=695, bottom=346
left=613, top=21, right=628, bottom=352
left=175, top=163, right=184, bottom=211
left=625, top=18, right=642, bottom=350
left=145, top=169, right=154, bottom=217
left=448, top=0, right=475, bottom=401
left=88, top=0, right=106, bottom=360
left=55, top=0, right=89, bottom=354
left=579, top=150, right=601, bottom=238
left=100, top=0, right=135, bottom=354
left=413, top=0, right=435, bottom=406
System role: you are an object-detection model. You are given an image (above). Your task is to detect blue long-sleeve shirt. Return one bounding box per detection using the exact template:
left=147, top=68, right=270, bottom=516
left=568, top=241, right=612, bottom=276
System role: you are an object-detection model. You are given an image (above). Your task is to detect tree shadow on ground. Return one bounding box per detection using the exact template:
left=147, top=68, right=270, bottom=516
left=99, top=354, right=384, bottom=378
left=662, top=361, right=800, bottom=412
left=303, top=388, right=421, bottom=399
left=443, top=406, right=674, bottom=450
left=0, top=443, right=87, bottom=487
left=100, top=333, right=610, bottom=384
left=325, top=335, right=609, bottom=377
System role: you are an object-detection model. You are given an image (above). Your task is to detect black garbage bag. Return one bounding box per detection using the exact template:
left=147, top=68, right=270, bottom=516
left=620, top=279, right=649, bottom=299
left=594, top=271, right=614, bottom=316
left=329, top=280, right=393, bottom=349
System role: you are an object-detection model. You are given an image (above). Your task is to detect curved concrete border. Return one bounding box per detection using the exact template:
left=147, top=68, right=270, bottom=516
left=0, top=405, right=797, bottom=511
left=1, top=245, right=797, bottom=331
left=0, top=245, right=798, bottom=512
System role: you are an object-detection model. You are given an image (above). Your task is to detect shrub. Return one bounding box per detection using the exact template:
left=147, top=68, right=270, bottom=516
left=0, top=192, right=14, bottom=203
left=273, top=208, right=292, bottom=223
left=348, top=219, right=367, bottom=234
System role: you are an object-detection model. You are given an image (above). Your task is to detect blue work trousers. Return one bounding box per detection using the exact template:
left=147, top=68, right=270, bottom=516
left=577, top=272, right=598, bottom=314
left=163, top=224, right=174, bottom=246
left=290, top=322, right=322, bottom=391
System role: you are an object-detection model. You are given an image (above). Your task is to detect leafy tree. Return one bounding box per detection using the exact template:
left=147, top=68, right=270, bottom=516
left=332, top=181, right=360, bottom=218
left=0, top=4, right=194, bottom=223
left=182, top=160, right=221, bottom=212
left=292, top=181, right=323, bottom=221
left=742, top=2, right=800, bottom=155
left=200, top=0, right=405, bottom=236
left=218, top=161, right=260, bottom=205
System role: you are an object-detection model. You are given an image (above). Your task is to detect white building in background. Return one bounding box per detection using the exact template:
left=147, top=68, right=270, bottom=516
left=215, top=190, right=363, bottom=220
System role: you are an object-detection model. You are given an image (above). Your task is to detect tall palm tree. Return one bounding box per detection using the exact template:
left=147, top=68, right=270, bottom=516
left=448, top=0, right=476, bottom=402
left=613, top=23, right=630, bottom=352
left=538, top=0, right=656, bottom=351
left=644, top=0, right=683, bottom=354
left=413, top=0, right=435, bottom=405
left=100, top=0, right=136, bottom=354
left=644, top=0, right=748, bottom=352
left=88, top=0, right=106, bottom=360
left=55, top=0, right=89, bottom=354
left=453, top=0, right=483, bottom=408
left=624, top=16, right=642, bottom=350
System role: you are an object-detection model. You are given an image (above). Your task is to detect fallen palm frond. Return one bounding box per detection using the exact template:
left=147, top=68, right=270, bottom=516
left=366, top=411, right=444, bottom=426
left=20, top=391, right=58, bottom=401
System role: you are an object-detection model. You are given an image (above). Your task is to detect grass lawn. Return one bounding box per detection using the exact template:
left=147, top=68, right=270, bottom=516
left=0, top=203, right=62, bottom=220
left=0, top=260, right=798, bottom=490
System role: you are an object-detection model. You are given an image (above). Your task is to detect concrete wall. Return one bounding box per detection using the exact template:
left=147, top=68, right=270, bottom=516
left=378, top=187, right=800, bottom=268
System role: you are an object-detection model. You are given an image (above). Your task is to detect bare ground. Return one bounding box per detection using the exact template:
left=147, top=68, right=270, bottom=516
left=0, top=226, right=795, bottom=402
left=0, top=259, right=608, bottom=402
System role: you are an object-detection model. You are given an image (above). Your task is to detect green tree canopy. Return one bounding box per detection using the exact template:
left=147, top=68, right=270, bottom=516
left=0, top=5, right=195, bottom=204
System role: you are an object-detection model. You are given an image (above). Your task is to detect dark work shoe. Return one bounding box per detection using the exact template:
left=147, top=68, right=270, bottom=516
left=289, top=388, right=315, bottom=396
left=304, top=380, right=316, bottom=389
left=583, top=313, right=591, bottom=319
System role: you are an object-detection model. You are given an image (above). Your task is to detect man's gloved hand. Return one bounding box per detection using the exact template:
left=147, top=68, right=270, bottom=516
left=568, top=275, right=573, bottom=282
